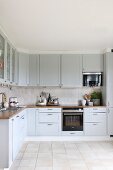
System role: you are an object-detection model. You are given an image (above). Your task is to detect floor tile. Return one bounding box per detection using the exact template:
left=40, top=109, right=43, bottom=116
left=10, top=141, right=113, bottom=170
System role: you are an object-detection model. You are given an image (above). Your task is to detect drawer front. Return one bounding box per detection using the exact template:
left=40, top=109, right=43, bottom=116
left=36, top=123, right=59, bottom=136
left=38, top=108, right=61, bottom=113
left=61, top=131, right=84, bottom=136
left=84, top=122, right=107, bottom=136
left=84, top=112, right=106, bottom=122
left=84, top=108, right=106, bottom=113
left=37, top=113, right=59, bottom=123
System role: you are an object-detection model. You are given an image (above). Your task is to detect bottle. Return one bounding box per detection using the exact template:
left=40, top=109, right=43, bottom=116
left=47, top=93, right=51, bottom=103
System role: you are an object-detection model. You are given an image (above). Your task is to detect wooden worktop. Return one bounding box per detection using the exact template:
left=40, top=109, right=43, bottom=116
left=27, top=105, right=106, bottom=108
left=0, top=105, right=106, bottom=119
left=0, top=108, right=25, bottom=119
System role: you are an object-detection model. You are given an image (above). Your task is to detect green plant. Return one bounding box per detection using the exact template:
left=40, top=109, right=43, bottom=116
left=91, top=91, right=102, bottom=99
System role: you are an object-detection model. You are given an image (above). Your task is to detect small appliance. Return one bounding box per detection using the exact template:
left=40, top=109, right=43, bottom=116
left=9, top=97, right=19, bottom=107
left=83, top=72, right=103, bottom=87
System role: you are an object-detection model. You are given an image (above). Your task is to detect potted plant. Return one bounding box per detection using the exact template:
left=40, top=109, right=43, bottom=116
left=91, top=91, right=102, bottom=106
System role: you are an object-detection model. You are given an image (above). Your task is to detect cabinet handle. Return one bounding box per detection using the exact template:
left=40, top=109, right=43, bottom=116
left=108, top=102, right=110, bottom=106
left=93, top=123, right=97, bottom=125
left=48, top=124, right=53, bottom=125
left=93, top=108, right=98, bottom=110
left=16, top=115, right=19, bottom=118
left=93, top=114, right=98, bottom=115
left=70, top=133, right=75, bottom=134
left=108, top=108, right=110, bottom=114
left=47, top=109, right=53, bottom=110
left=48, top=114, right=53, bottom=115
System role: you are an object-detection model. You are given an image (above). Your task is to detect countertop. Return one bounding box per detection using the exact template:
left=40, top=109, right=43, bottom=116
left=0, top=108, right=25, bottom=119
left=0, top=105, right=106, bottom=119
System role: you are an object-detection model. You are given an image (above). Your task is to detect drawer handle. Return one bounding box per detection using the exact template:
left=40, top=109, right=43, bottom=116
left=93, top=108, right=98, bottom=110
left=47, top=109, right=53, bottom=110
left=93, top=123, right=97, bottom=125
left=70, top=133, right=75, bottom=135
left=93, top=114, right=98, bottom=115
left=48, top=114, right=53, bottom=115
left=16, top=115, right=19, bottom=118
left=48, top=124, right=53, bottom=125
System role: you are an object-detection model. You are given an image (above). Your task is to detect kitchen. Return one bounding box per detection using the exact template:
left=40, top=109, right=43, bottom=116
left=0, top=0, right=113, bottom=170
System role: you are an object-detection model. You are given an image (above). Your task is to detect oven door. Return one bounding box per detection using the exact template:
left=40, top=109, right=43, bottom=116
left=63, top=112, right=83, bottom=131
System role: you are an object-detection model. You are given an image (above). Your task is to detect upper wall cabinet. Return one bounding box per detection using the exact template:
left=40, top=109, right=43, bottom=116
left=11, top=48, right=17, bottom=84
left=61, top=54, right=82, bottom=87
left=18, top=53, right=29, bottom=86
left=82, top=54, right=103, bottom=72
left=29, top=54, right=39, bottom=86
left=40, top=54, right=60, bottom=86
left=6, top=42, right=11, bottom=83
left=0, top=33, right=5, bottom=81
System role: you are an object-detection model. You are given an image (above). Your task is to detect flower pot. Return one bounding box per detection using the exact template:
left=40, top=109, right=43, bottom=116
left=92, top=99, right=100, bottom=106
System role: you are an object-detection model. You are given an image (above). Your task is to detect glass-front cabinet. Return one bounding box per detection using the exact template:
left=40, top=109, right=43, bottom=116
left=6, top=42, right=11, bottom=82
left=12, top=48, right=15, bottom=83
left=0, top=34, right=5, bottom=80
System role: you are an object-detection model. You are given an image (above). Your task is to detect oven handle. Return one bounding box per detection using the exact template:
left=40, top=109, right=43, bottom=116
left=62, top=110, right=83, bottom=113
left=63, top=113, right=83, bottom=116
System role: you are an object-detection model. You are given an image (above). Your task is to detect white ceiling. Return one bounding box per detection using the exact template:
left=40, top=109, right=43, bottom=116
left=0, top=0, right=113, bottom=52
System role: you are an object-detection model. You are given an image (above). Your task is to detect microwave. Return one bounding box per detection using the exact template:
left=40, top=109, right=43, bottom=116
left=83, top=72, right=103, bottom=87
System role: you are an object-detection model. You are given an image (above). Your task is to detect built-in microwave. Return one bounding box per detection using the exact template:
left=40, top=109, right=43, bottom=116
left=83, top=72, right=103, bottom=87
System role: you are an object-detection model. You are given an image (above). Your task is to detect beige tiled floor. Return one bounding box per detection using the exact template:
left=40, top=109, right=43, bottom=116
left=10, top=141, right=113, bottom=170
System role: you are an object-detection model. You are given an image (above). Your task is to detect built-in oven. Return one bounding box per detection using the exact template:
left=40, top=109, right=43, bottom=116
left=62, top=108, right=83, bottom=131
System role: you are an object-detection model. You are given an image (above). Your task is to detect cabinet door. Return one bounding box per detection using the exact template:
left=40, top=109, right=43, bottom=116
left=0, top=33, right=5, bottom=80
left=61, top=54, right=82, bottom=87
left=108, top=108, right=113, bottom=135
left=29, top=54, right=39, bottom=86
left=105, top=53, right=113, bottom=107
left=18, top=53, right=29, bottom=86
left=6, top=42, right=11, bottom=82
left=83, top=54, right=103, bottom=72
left=11, top=48, right=16, bottom=83
left=12, top=115, right=20, bottom=160
left=40, top=54, right=60, bottom=86
left=36, top=123, right=59, bottom=136
left=84, top=122, right=106, bottom=136
left=27, top=109, right=36, bottom=136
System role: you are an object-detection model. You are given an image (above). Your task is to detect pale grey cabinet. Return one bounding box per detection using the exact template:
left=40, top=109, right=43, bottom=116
left=6, top=42, right=11, bottom=83
left=27, top=109, right=36, bottom=136
left=40, top=54, right=60, bottom=86
left=0, top=32, right=5, bottom=81
left=103, top=53, right=113, bottom=135
left=104, top=53, right=113, bottom=107
left=29, top=54, right=39, bottom=86
left=61, top=54, right=82, bottom=87
left=108, top=108, right=113, bottom=135
left=83, top=54, right=103, bottom=72
left=18, top=53, right=29, bottom=86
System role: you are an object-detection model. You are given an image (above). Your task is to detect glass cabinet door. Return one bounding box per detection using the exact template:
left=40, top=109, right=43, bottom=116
left=0, top=34, right=5, bottom=79
left=12, top=48, right=15, bottom=82
left=7, top=42, right=10, bottom=81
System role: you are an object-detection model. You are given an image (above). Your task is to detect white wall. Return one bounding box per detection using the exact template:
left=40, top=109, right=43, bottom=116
left=0, top=86, right=101, bottom=105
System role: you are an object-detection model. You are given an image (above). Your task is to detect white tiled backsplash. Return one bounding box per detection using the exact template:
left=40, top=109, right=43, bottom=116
left=0, top=86, right=101, bottom=105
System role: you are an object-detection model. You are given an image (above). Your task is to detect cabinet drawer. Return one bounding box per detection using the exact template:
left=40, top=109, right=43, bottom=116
left=36, top=123, right=59, bottom=136
left=84, top=122, right=107, bottom=136
left=84, top=112, right=106, bottom=122
left=37, top=113, right=59, bottom=123
left=38, top=108, right=61, bottom=113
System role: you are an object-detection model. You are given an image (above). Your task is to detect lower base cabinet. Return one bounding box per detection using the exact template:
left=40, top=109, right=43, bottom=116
left=36, top=123, right=59, bottom=136
left=27, top=108, right=36, bottom=136
left=36, top=108, right=61, bottom=136
left=0, top=109, right=26, bottom=169
left=84, top=122, right=106, bottom=136
left=84, top=108, right=107, bottom=136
